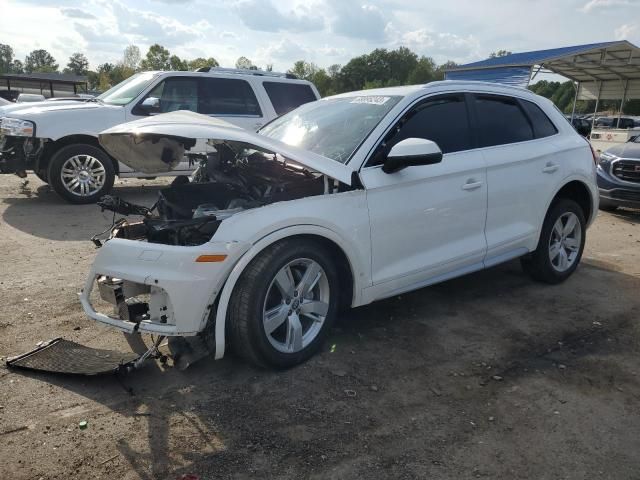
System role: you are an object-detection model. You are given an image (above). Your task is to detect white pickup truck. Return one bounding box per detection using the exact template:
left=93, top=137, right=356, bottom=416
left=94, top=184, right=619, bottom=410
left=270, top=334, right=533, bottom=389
left=0, top=68, right=320, bottom=203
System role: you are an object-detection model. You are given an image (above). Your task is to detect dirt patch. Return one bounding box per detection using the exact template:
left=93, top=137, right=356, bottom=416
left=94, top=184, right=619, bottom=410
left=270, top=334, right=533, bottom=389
left=1, top=174, right=640, bottom=479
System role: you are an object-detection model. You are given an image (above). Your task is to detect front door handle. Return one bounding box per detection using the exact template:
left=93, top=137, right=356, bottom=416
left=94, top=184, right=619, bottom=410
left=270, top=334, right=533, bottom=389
left=542, top=162, right=559, bottom=174
left=462, top=180, right=483, bottom=191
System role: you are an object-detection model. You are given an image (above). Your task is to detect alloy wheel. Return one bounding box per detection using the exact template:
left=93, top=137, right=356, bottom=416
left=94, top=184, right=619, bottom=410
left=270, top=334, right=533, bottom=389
left=262, top=258, right=330, bottom=354
left=548, top=212, right=582, bottom=272
left=60, top=154, right=106, bottom=197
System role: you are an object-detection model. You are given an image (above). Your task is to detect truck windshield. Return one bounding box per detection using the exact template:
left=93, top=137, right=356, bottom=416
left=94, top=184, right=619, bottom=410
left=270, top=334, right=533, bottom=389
left=259, top=95, right=402, bottom=163
left=97, top=72, right=158, bottom=106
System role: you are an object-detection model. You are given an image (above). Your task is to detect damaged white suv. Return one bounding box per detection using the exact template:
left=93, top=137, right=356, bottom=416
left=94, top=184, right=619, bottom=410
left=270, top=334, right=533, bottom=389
left=81, top=81, right=598, bottom=368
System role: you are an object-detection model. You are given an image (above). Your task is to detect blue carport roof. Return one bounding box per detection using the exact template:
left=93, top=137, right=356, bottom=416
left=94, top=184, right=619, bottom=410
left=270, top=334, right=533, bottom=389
left=451, top=41, right=622, bottom=71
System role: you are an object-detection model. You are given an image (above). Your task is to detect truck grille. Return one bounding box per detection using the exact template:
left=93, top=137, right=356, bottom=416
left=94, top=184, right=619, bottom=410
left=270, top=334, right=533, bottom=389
left=612, top=160, right=640, bottom=183
left=610, top=189, right=640, bottom=202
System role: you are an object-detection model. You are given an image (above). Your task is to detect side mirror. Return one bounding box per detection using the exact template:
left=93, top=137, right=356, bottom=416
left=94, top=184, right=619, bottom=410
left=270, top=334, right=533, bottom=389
left=382, top=138, right=443, bottom=174
left=139, top=97, right=160, bottom=115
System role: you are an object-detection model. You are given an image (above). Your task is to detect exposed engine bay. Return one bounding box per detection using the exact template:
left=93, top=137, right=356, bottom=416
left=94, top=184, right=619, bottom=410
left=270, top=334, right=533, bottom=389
left=93, top=141, right=338, bottom=247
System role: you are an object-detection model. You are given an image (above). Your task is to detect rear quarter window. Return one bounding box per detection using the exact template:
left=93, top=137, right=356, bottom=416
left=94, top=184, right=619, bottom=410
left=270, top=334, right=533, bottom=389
left=263, top=82, right=317, bottom=116
left=521, top=100, right=558, bottom=138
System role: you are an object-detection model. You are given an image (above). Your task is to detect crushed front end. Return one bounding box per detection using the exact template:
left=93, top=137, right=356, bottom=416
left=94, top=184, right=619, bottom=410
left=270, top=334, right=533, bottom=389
left=0, top=117, right=46, bottom=176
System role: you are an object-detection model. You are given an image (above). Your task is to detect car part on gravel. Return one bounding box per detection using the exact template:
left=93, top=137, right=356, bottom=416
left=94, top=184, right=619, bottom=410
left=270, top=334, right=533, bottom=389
left=6, top=338, right=140, bottom=375
left=5, top=335, right=176, bottom=376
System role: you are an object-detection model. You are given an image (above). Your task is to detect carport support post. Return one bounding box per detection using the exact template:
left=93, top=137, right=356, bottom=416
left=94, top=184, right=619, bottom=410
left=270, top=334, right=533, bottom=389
left=571, top=81, right=580, bottom=122
left=617, top=79, right=629, bottom=125
left=591, top=81, right=603, bottom=133
left=49, top=81, right=54, bottom=98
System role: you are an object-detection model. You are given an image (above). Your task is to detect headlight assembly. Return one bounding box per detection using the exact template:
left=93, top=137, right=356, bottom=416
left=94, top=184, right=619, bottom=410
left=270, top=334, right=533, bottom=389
left=0, top=117, right=35, bottom=137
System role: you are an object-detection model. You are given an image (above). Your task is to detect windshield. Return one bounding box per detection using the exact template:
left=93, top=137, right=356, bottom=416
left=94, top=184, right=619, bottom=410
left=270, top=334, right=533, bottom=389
left=97, top=72, right=158, bottom=106
left=259, top=95, right=402, bottom=163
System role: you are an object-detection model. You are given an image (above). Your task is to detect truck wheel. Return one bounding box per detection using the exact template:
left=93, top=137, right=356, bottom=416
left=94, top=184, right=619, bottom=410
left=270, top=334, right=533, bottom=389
left=48, top=144, right=115, bottom=204
left=227, top=239, right=340, bottom=368
left=521, top=199, right=586, bottom=284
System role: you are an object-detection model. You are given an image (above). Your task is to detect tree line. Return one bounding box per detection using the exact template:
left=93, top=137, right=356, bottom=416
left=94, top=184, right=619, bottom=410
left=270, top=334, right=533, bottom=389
left=1, top=42, right=638, bottom=114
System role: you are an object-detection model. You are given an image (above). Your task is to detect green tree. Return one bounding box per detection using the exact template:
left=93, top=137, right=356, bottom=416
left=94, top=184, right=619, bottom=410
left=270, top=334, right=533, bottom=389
left=235, top=56, right=255, bottom=69
left=122, top=45, right=141, bottom=71
left=24, top=49, right=58, bottom=73
left=169, top=55, right=188, bottom=71
left=0, top=44, right=14, bottom=73
left=11, top=59, right=23, bottom=74
left=188, top=57, right=219, bottom=70
left=140, top=44, right=171, bottom=71
left=65, top=52, right=89, bottom=75
left=407, top=56, right=437, bottom=84
left=288, top=60, right=319, bottom=80
left=489, top=50, right=512, bottom=58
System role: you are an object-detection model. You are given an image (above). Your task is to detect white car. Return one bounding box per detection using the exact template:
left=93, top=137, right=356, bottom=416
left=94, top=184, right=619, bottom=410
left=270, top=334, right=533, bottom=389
left=80, top=81, right=599, bottom=368
left=0, top=68, right=319, bottom=203
left=16, top=93, right=46, bottom=103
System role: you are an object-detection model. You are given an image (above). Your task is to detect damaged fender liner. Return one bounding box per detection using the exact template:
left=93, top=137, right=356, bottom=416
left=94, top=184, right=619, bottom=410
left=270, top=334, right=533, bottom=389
left=6, top=338, right=139, bottom=375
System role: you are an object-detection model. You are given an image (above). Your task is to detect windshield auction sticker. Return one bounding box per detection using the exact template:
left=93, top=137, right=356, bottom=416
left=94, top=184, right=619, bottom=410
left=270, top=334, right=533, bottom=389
left=349, top=96, right=391, bottom=105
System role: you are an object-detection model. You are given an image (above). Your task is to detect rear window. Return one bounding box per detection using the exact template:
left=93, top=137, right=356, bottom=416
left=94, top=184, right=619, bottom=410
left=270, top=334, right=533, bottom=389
left=199, top=78, right=262, bottom=116
left=474, top=95, right=534, bottom=147
left=263, top=82, right=317, bottom=116
left=521, top=100, right=558, bottom=138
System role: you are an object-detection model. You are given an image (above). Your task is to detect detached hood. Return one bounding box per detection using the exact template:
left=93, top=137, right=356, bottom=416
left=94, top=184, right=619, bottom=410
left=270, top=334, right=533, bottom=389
left=99, top=111, right=354, bottom=185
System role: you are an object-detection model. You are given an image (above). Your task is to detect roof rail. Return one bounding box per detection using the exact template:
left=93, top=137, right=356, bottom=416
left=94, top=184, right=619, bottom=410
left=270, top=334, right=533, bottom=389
left=195, top=66, right=298, bottom=79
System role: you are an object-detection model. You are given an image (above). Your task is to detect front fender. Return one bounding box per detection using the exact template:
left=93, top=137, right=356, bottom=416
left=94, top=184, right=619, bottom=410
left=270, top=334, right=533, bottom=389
left=211, top=224, right=367, bottom=359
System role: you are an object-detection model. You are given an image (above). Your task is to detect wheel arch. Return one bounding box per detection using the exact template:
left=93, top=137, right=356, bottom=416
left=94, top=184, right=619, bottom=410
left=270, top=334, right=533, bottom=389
left=209, top=225, right=362, bottom=360
left=549, top=179, right=595, bottom=225
left=41, top=134, right=119, bottom=175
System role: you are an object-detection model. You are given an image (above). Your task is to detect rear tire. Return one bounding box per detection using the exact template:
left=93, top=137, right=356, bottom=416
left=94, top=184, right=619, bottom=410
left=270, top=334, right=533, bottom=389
left=521, top=199, right=586, bottom=284
left=48, top=144, right=115, bottom=204
left=227, top=239, right=340, bottom=368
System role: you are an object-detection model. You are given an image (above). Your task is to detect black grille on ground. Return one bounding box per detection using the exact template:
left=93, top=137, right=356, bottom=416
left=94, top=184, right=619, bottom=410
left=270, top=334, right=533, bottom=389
left=612, top=160, right=640, bottom=183
left=610, top=189, right=640, bottom=202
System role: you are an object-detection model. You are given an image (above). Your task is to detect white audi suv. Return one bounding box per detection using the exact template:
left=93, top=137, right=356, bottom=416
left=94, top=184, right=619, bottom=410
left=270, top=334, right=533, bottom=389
left=80, top=81, right=599, bottom=368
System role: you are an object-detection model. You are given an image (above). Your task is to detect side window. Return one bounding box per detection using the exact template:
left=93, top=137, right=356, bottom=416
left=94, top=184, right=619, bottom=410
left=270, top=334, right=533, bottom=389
left=198, top=78, right=262, bottom=116
left=263, top=82, right=317, bottom=116
left=521, top=100, right=558, bottom=138
left=146, top=77, right=198, bottom=113
left=474, top=95, right=534, bottom=147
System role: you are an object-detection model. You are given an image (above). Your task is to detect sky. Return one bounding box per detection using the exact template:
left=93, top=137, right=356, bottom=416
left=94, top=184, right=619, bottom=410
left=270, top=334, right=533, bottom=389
left=1, top=0, right=640, bottom=72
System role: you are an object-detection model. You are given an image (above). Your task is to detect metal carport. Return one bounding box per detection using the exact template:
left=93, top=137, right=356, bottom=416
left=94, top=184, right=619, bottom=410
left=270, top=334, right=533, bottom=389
left=445, top=41, right=640, bottom=120
left=0, top=73, right=88, bottom=100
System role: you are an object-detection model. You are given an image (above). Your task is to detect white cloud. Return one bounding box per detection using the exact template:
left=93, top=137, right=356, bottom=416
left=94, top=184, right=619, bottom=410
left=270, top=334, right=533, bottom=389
left=60, top=7, right=96, bottom=19
left=580, top=0, right=633, bottom=13
left=615, top=22, right=638, bottom=39
left=328, top=2, right=390, bottom=41
left=235, top=0, right=324, bottom=33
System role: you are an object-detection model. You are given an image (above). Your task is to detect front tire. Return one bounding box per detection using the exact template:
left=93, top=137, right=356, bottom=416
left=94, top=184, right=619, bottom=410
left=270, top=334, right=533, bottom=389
left=521, top=199, right=586, bottom=284
left=48, top=144, right=115, bottom=204
left=227, top=239, right=340, bottom=368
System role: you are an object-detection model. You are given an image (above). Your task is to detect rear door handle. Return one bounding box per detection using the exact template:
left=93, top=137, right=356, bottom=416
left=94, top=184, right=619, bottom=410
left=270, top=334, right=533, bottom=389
left=542, top=162, right=559, bottom=174
left=462, top=180, right=483, bottom=191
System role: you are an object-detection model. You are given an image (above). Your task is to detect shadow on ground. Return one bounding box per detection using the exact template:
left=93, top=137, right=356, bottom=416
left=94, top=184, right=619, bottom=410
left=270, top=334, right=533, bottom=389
left=1, top=177, right=167, bottom=241
left=7, top=260, right=640, bottom=479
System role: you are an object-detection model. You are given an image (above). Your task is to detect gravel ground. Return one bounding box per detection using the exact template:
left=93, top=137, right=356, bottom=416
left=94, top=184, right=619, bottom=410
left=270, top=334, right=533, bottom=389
left=1, top=174, right=640, bottom=480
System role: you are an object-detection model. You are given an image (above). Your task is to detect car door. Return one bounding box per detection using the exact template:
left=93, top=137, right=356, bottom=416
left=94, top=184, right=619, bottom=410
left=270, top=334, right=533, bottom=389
left=126, top=76, right=199, bottom=172
left=471, top=94, right=563, bottom=265
left=198, top=77, right=265, bottom=131
left=360, top=94, right=488, bottom=299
